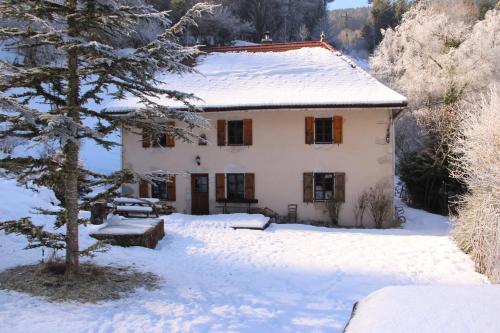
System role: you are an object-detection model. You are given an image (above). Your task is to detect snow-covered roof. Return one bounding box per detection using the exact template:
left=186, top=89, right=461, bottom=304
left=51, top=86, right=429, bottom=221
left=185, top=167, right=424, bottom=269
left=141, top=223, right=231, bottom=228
left=107, top=42, right=407, bottom=112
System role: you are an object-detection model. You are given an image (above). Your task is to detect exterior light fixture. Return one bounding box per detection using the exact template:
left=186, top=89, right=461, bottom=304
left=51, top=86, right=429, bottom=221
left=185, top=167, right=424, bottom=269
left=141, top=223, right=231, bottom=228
left=195, top=155, right=201, bottom=166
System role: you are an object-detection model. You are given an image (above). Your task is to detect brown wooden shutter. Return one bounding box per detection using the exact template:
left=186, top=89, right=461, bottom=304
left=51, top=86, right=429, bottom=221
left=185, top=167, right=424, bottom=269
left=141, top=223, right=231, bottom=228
left=217, top=120, right=226, bottom=146
left=335, top=172, right=346, bottom=202
left=142, top=128, right=150, bottom=148
left=139, top=180, right=149, bottom=198
left=305, top=117, right=314, bottom=144
left=303, top=172, right=314, bottom=202
left=216, top=173, right=225, bottom=200
left=167, top=175, right=176, bottom=201
left=166, top=121, right=175, bottom=147
left=333, top=116, right=343, bottom=144
left=244, top=173, right=255, bottom=200
left=243, top=119, right=253, bottom=146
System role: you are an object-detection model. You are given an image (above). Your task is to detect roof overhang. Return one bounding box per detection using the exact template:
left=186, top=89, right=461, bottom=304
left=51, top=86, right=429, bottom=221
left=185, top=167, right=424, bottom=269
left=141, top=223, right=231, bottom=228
left=105, top=102, right=408, bottom=116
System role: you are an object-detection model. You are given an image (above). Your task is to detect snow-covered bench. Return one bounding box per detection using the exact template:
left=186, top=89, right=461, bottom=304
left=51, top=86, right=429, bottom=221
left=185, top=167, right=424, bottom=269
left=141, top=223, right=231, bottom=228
left=113, top=197, right=174, bottom=216
left=114, top=197, right=160, bottom=205
left=112, top=197, right=160, bottom=217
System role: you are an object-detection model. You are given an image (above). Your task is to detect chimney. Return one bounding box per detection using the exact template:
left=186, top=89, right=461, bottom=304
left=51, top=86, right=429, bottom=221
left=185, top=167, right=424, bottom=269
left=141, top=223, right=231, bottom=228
left=261, top=31, right=273, bottom=44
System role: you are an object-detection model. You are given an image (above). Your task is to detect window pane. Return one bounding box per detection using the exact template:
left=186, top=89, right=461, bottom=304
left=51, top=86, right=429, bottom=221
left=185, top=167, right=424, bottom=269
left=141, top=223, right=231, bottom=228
left=195, top=177, right=208, bottom=193
left=227, top=173, right=244, bottom=199
left=315, top=118, right=332, bottom=143
left=152, top=181, right=167, bottom=200
left=314, top=173, right=335, bottom=201
left=228, top=121, right=244, bottom=145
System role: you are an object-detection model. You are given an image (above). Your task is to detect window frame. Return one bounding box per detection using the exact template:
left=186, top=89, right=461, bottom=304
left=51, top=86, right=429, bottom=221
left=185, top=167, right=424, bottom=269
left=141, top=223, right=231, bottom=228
left=227, top=120, right=244, bottom=146
left=226, top=173, right=245, bottom=200
left=151, top=131, right=167, bottom=148
left=198, top=133, right=208, bottom=146
left=151, top=180, right=168, bottom=200
left=314, top=173, right=335, bottom=202
left=314, top=117, right=333, bottom=144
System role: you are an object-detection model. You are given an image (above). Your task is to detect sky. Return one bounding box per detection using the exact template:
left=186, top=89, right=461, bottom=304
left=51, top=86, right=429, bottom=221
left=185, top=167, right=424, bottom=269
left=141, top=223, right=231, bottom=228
left=328, top=0, right=370, bottom=10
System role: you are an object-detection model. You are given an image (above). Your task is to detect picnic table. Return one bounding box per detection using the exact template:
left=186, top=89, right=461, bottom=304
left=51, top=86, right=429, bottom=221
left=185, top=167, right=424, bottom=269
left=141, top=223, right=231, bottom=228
left=113, top=197, right=160, bottom=217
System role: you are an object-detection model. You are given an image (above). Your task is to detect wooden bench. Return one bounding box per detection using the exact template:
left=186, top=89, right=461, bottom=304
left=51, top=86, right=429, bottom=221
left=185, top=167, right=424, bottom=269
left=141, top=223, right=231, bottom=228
left=216, top=198, right=259, bottom=214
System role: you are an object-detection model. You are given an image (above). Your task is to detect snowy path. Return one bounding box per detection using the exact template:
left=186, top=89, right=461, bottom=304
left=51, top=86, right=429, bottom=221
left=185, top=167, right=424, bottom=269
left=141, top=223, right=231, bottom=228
left=0, top=202, right=488, bottom=333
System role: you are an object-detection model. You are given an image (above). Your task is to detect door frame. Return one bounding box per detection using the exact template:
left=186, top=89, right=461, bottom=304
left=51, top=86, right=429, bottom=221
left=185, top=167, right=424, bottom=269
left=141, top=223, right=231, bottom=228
left=191, top=173, right=209, bottom=215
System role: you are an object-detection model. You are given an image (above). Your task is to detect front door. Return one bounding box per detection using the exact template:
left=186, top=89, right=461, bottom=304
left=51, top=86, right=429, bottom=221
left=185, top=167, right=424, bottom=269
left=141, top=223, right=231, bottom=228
left=191, top=174, right=209, bottom=215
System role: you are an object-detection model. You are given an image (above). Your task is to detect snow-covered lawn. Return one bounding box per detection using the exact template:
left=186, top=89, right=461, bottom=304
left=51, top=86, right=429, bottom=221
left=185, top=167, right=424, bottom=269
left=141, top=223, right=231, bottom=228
left=0, top=179, right=490, bottom=333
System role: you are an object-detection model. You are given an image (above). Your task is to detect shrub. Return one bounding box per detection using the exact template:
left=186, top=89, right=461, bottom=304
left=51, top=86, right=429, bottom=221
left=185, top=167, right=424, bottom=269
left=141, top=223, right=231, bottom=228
left=326, top=197, right=343, bottom=227
left=366, top=181, right=393, bottom=229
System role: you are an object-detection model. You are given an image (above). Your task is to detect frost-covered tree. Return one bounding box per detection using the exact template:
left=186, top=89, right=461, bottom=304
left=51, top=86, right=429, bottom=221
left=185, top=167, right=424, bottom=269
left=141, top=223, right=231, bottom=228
left=451, top=87, right=500, bottom=282
left=0, top=0, right=214, bottom=276
left=371, top=0, right=500, bottom=213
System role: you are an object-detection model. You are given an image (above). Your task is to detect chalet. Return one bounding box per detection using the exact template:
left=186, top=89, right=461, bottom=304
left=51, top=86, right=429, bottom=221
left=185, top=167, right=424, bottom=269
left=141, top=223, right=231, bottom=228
left=110, top=40, right=407, bottom=227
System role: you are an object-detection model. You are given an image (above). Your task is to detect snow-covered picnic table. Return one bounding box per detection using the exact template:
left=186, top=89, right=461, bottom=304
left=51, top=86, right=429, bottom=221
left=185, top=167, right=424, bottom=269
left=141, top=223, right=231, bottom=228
left=113, top=197, right=160, bottom=205
left=112, top=197, right=159, bottom=217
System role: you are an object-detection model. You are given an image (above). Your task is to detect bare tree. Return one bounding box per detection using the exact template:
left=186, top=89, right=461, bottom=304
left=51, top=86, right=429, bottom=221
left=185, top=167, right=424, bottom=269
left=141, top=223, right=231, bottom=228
left=353, top=191, right=369, bottom=228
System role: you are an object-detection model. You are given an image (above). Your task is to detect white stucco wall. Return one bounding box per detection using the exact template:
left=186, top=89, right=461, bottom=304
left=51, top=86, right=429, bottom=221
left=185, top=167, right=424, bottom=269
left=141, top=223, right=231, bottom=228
left=121, top=108, right=396, bottom=227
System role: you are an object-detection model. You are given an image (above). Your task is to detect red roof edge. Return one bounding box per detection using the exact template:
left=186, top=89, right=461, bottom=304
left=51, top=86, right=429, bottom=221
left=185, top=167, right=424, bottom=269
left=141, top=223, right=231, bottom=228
left=200, top=40, right=337, bottom=54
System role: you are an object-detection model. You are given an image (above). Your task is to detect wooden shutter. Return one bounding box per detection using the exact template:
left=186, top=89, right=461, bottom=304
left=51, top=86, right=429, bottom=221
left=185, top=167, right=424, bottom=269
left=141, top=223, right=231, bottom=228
left=216, top=173, right=225, bottom=200
left=167, top=175, right=176, bottom=201
left=303, top=173, right=314, bottom=202
left=142, top=128, right=150, bottom=148
left=243, top=119, right=253, bottom=146
left=335, top=172, right=346, bottom=202
left=139, top=179, right=149, bottom=198
left=244, top=173, right=255, bottom=200
left=305, top=117, right=314, bottom=144
left=166, top=121, right=175, bottom=147
left=217, top=120, right=226, bottom=146
left=333, top=116, right=343, bottom=144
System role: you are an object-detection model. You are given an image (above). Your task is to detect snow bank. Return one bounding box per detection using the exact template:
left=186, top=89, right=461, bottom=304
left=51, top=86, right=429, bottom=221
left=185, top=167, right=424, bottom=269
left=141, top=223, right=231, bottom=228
left=107, top=46, right=407, bottom=111
left=345, top=285, right=500, bottom=333
left=0, top=177, right=59, bottom=224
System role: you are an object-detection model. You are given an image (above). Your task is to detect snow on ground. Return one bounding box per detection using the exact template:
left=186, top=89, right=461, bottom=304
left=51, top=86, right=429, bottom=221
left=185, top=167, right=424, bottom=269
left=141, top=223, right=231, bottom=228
left=345, top=285, right=500, bottom=333
left=0, top=178, right=490, bottom=333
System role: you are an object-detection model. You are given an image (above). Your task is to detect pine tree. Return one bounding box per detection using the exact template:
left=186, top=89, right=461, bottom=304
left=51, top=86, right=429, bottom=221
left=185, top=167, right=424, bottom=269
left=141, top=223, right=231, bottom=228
left=0, top=0, right=215, bottom=277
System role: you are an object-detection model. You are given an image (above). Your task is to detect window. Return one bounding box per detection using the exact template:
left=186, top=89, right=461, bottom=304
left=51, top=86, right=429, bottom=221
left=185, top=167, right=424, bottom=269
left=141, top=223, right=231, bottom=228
left=151, top=180, right=168, bottom=200
left=227, top=173, right=245, bottom=200
left=152, top=131, right=167, bottom=147
left=314, top=173, right=334, bottom=201
left=198, top=133, right=207, bottom=146
left=227, top=120, right=244, bottom=145
left=194, top=175, right=208, bottom=193
left=315, top=118, right=332, bottom=144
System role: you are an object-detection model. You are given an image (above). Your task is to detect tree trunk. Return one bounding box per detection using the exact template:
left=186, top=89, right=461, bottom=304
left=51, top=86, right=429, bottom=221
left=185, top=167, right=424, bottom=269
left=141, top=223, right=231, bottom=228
left=64, top=0, right=80, bottom=277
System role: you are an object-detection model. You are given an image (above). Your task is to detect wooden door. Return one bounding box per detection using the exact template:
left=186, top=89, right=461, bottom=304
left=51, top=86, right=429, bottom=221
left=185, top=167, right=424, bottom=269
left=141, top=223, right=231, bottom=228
left=191, top=174, right=209, bottom=215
